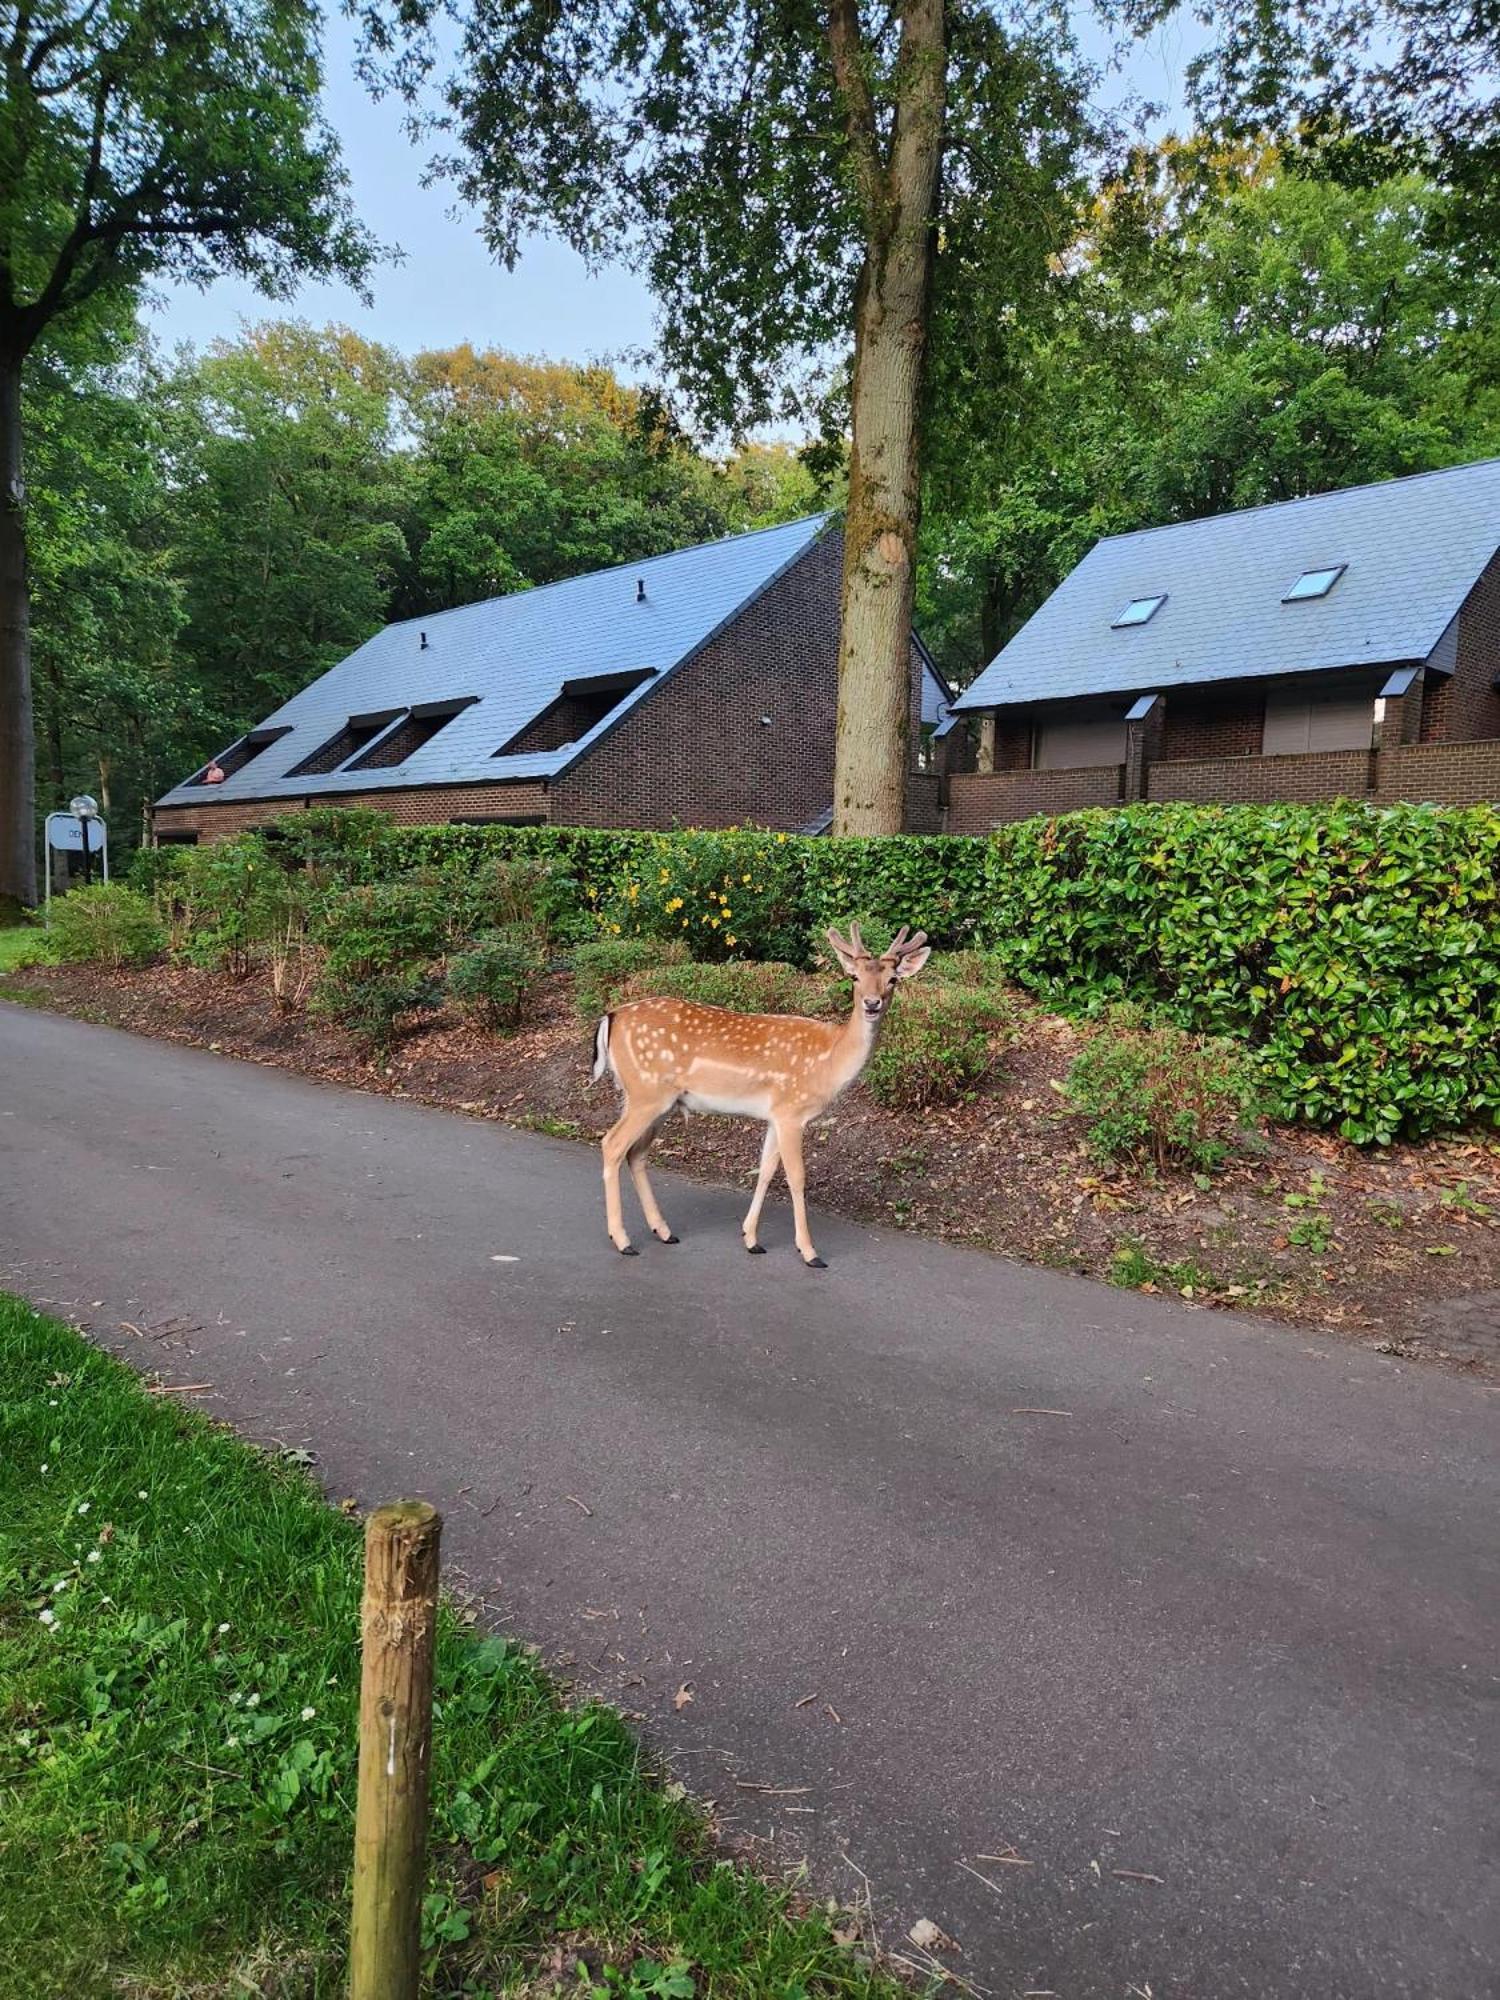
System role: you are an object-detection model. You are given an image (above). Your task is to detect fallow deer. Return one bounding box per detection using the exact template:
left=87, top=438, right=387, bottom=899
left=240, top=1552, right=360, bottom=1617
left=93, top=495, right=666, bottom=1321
left=592, top=923, right=931, bottom=1266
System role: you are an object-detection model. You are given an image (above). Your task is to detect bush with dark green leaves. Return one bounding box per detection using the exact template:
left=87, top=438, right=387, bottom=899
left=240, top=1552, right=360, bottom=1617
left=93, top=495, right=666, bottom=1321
left=1064, top=1005, right=1263, bottom=1173
left=446, top=927, right=545, bottom=1032
left=47, top=885, right=164, bottom=970
left=570, top=936, right=690, bottom=1021
left=309, top=881, right=450, bottom=1054
left=593, top=826, right=807, bottom=963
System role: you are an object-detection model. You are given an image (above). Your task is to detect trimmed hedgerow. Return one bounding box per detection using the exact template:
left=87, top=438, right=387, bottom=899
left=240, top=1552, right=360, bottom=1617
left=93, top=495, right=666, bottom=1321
left=621, top=959, right=835, bottom=1019
left=165, top=801, right=1500, bottom=1142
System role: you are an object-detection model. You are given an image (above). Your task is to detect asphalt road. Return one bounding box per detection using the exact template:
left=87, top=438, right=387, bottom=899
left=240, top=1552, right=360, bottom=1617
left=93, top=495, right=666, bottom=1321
left=2, top=1003, right=1497, bottom=2000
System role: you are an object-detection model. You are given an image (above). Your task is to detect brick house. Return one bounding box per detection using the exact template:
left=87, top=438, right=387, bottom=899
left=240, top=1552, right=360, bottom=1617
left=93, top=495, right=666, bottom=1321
left=153, top=517, right=953, bottom=842
left=949, top=459, right=1500, bottom=830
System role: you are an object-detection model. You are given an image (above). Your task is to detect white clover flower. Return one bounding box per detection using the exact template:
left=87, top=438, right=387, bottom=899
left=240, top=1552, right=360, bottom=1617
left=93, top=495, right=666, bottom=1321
left=38, top=1608, right=55, bottom=1626
left=137, top=1490, right=148, bottom=1500
left=39, top=1464, right=48, bottom=1475
left=245, top=1692, right=260, bottom=1708
left=48, top=1399, right=57, bottom=1407
left=87, top=1549, right=101, bottom=1564
left=300, top=1706, right=316, bottom=1722
left=217, top=1622, right=230, bottom=1635
left=76, top=1501, right=90, bottom=1515
left=229, top=1691, right=242, bottom=1705
left=52, top=1578, right=69, bottom=1594
left=225, top=1735, right=239, bottom=1750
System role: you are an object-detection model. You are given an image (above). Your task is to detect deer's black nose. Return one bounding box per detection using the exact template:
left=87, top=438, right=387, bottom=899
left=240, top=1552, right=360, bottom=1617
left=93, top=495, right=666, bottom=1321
left=864, top=998, right=884, bottom=1016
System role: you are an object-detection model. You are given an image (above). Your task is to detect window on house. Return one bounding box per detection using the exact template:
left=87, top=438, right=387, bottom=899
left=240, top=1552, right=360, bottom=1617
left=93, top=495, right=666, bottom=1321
left=188, top=726, right=292, bottom=785
left=1283, top=564, right=1346, bottom=602
left=497, top=668, right=657, bottom=758
left=1032, top=711, right=1129, bottom=769
left=1112, top=594, right=1167, bottom=628
left=289, top=711, right=404, bottom=778
left=345, top=697, right=478, bottom=771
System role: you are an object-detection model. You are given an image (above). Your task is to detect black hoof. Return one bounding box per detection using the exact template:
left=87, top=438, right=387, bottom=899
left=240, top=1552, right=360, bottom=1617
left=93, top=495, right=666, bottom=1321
left=806, top=1256, right=828, bottom=1270
left=746, top=1243, right=767, bottom=1256
left=660, top=1233, right=680, bottom=1245
left=619, top=1244, right=639, bottom=1257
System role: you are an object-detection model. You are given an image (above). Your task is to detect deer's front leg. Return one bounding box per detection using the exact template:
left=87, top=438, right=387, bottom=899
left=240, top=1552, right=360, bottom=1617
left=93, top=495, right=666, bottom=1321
left=742, top=1124, right=780, bottom=1254
left=773, top=1114, right=824, bottom=1268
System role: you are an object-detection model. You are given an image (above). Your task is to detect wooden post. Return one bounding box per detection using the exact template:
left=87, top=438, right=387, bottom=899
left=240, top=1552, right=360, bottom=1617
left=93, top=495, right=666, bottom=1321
left=976, top=715, right=996, bottom=774
left=350, top=1500, right=443, bottom=2000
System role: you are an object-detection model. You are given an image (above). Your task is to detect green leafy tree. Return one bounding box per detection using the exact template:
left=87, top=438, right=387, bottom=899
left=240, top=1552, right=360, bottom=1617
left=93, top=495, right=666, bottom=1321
left=354, top=0, right=1092, bottom=833
left=26, top=308, right=197, bottom=845
left=168, top=324, right=408, bottom=731
left=0, top=0, right=375, bottom=906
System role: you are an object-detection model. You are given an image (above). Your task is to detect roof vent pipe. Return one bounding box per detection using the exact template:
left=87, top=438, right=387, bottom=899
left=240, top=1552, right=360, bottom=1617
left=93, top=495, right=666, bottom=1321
left=636, top=579, right=646, bottom=603
left=420, top=630, right=429, bottom=650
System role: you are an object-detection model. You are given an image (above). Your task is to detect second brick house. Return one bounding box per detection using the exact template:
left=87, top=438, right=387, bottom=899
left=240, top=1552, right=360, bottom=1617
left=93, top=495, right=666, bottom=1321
left=949, top=458, right=1500, bottom=828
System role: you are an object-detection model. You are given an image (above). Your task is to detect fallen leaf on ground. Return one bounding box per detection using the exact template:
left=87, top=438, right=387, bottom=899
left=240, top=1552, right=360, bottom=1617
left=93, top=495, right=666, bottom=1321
left=673, top=1682, right=694, bottom=1711
left=908, top=1917, right=958, bottom=1952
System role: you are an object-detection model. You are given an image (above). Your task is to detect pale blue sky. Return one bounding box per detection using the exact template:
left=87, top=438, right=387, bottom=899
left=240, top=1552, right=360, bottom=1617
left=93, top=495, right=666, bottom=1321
left=149, top=7, right=1206, bottom=369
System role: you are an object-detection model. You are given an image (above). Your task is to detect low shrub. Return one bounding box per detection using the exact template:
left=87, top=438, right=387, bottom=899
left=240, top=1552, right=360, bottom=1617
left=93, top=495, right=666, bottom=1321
left=865, top=984, right=1015, bottom=1112
left=47, top=885, right=164, bottom=970
left=623, top=959, right=835, bottom=1018
left=1064, top=1005, right=1262, bottom=1173
left=452, top=853, right=583, bottom=950
left=446, top=926, right=546, bottom=1032
left=571, top=936, right=689, bottom=1020
left=309, top=881, right=450, bottom=1054
left=163, top=836, right=319, bottom=978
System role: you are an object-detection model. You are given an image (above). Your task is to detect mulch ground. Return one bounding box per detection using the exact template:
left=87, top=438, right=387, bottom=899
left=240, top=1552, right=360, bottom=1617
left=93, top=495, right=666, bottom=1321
left=9, top=958, right=1500, bottom=1379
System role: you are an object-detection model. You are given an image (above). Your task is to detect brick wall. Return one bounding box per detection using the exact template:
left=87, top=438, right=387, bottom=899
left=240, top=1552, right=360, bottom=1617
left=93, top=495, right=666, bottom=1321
left=153, top=780, right=550, bottom=842
left=1375, top=739, right=1500, bottom=806
left=1148, top=749, right=1372, bottom=805
left=948, top=763, right=1124, bottom=831
left=1161, top=687, right=1265, bottom=760
left=549, top=528, right=931, bottom=832
left=1423, top=550, right=1500, bottom=743
left=904, top=772, right=943, bottom=833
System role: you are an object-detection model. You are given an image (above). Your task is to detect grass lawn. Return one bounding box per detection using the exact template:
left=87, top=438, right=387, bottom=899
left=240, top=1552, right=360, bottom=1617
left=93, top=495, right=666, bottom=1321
left=0, top=925, right=51, bottom=975
left=0, top=1296, right=909, bottom=2000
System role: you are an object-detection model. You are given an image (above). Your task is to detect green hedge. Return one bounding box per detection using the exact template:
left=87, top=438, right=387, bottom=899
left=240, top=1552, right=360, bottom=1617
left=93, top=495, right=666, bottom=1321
left=161, top=801, right=1500, bottom=1142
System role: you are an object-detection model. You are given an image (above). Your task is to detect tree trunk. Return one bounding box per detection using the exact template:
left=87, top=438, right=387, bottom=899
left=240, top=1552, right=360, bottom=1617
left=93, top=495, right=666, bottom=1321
left=0, top=355, right=37, bottom=908
left=830, top=0, right=946, bottom=838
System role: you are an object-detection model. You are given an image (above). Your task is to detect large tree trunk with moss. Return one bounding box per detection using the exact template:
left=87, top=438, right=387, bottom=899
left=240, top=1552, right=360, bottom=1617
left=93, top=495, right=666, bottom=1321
left=0, top=355, right=36, bottom=909
left=830, top=0, right=946, bottom=838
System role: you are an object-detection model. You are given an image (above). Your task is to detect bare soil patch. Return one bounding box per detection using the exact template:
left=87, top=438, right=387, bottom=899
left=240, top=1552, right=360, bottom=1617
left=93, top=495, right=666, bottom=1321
left=10, top=958, right=1500, bottom=1377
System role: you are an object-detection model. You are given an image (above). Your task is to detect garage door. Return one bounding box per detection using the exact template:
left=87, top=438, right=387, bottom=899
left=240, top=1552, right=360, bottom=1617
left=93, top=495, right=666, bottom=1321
left=1262, top=692, right=1374, bottom=755
left=1034, top=714, right=1128, bottom=769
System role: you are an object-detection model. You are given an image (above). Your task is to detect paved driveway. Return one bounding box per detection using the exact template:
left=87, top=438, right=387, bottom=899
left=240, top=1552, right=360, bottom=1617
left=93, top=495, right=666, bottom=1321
left=3, top=1004, right=1497, bottom=1998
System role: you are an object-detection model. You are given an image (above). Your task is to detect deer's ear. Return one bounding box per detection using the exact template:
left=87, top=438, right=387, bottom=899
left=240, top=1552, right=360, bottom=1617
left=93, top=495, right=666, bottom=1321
left=892, top=945, right=932, bottom=979
left=825, top=927, right=859, bottom=975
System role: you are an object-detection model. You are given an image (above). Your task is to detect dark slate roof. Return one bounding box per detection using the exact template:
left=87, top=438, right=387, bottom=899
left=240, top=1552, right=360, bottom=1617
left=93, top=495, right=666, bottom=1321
left=954, top=459, right=1500, bottom=713
left=158, top=515, right=831, bottom=806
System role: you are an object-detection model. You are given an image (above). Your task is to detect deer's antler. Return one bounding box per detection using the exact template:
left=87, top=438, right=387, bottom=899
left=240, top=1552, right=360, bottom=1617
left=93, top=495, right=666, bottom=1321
left=885, top=925, right=927, bottom=961
left=847, top=921, right=867, bottom=959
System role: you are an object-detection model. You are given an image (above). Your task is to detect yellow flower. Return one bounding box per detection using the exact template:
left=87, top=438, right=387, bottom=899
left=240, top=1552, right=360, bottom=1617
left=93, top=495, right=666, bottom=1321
left=776, top=832, right=788, bottom=842
left=722, top=907, right=732, bottom=920
left=741, top=873, right=751, bottom=884
left=726, top=934, right=737, bottom=947
left=659, top=868, right=670, bottom=882
left=665, top=896, right=684, bottom=913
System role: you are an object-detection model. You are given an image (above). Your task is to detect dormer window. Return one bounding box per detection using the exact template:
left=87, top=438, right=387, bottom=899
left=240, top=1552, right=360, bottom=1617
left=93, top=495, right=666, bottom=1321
left=345, top=697, right=478, bottom=771
left=289, top=711, right=403, bottom=778
left=1283, top=564, right=1346, bottom=602
left=1112, top=594, right=1166, bottom=629
left=189, top=727, right=291, bottom=786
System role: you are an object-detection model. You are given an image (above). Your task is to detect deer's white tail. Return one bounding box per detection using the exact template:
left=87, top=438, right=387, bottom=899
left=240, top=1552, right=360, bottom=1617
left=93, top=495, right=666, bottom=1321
left=592, top=1012, right=613, bottom=1084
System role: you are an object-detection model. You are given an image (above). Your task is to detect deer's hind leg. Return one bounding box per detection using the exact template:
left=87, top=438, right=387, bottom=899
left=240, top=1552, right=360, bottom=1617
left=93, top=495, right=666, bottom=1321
left=602, top=1094, right=675, bottom=1255
left=627, top=1116, right=678, bottom=1244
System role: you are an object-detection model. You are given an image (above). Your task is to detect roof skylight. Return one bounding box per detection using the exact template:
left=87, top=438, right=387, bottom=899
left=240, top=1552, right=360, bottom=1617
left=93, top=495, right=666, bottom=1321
left=1284, top=564, right=1346, bottom=602
left=1112, top=594, right=1166, bottom=629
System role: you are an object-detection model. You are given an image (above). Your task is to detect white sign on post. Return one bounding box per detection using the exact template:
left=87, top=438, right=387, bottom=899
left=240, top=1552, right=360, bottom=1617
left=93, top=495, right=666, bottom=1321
left=43, top=810, right=109, bottom=928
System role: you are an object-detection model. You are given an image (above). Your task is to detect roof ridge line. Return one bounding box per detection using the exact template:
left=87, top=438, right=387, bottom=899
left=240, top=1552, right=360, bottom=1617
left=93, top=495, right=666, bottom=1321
left=379, top=512, right=833, bottom=634
left=1096, top=456, right=1500, bottom=548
